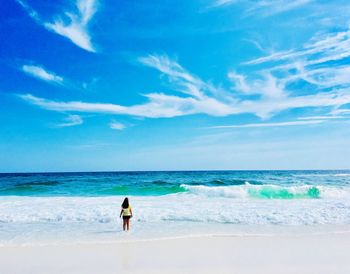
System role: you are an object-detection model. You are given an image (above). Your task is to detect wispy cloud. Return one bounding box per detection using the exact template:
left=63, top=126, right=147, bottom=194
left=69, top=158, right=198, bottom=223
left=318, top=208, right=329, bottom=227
left=17, top=0, right=98, bottom=52
left=330, top=108, right=350, bottom=115
left=228, top=71, right=286, bottom=99
left=68, top=142, right=114, bottom=150
left=297, top=115, right=346, bottom=120
left=18, top=93, right=232, bottom=118
left=18, top=87, right=350, bottom=120
left=211, top=0, right=312, bottom=16
left=138, top=54, right=210, bottom=99
left=56, top=114, right=83, bottom=127
left=17, top=43, right=350, bottom=122
left=236, top=24, right=350, bottom=118
left=242, top=90, right=350, bottom=119
left=246, top=0, right=313, bottom=16
left=109, top=121, right=126, bottom=130
left=283, top=65, right=350, bottom=89
left=21, top=64, right=64, bottom=84
left=210, top=0, right=238, bottom=8
left=245, top=26, right=350, bottom=66
left=210, top=120, right=324, bottom=129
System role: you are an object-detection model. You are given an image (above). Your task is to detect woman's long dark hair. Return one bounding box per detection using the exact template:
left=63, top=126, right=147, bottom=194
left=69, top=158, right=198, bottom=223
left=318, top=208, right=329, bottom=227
left=122, top=197, right=129, bottom=209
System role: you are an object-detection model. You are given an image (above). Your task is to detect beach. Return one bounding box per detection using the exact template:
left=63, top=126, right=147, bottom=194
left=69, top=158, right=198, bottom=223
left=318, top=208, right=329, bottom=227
left=1, top=171, right=350, bottom=273
left=1, top=232, right=350, bottom=274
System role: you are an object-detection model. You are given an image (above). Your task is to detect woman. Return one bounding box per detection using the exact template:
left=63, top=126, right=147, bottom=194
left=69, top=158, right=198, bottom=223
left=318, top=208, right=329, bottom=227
left=120, top=197, right=133, bottom=231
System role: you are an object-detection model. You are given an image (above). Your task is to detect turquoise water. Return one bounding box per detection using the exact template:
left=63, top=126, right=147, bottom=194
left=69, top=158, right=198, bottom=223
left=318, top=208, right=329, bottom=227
left=1, top=170, right=350, bottom=245
left=1, top=170, right=349, bottom=198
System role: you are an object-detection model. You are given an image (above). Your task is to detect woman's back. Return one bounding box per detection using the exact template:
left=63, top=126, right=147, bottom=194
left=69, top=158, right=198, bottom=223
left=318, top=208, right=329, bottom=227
left=122, top=205, right=132, bottom=216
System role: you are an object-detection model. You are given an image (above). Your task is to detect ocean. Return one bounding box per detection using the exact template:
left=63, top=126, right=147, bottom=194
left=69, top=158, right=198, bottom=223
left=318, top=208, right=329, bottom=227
left=1, top=170, right=350, bottom=245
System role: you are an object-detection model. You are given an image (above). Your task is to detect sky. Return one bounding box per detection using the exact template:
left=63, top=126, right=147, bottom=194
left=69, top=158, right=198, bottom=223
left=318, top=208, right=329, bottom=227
left=1, top=0, right=350, bottom=172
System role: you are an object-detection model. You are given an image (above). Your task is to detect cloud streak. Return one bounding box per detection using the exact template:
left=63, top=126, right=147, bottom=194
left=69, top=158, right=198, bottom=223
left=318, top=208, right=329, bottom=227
left=246, top=0, right=313, bottom=16
left=228, top=71, right=286, bottom=99
left=138, top=54, right=210, bottom=99
left=245, top=26, right=350, bottom=66
left=17, top=93, right=233, bottom=118
left=17, top=0, right=98, bottom=52
left=209, top=120, right=324, bottom=129
left=18, top=87, right=350, bottom=120
left=297, top=115, right=347, bottom=120
left=109, top=121, right=126, bottom=130
left=210, top=0, right=238, bottom=8
left=211, top=0, right=312, bottom=16
left=21, top=64, right=64, bottom=84
left=56, top=115, right=83, bottom=127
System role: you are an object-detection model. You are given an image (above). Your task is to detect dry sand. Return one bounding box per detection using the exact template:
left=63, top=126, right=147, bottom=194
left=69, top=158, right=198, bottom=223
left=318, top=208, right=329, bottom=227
left=1, top=232, right=350, bottom=274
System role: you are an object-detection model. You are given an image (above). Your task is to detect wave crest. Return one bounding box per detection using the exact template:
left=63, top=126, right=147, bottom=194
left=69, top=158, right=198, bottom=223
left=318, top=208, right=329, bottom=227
left=181, top=184, right=350, bottom=199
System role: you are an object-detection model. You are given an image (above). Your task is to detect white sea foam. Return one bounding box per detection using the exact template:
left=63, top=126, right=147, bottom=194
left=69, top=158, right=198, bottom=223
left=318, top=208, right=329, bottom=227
left=1, top=189, right=350, bottom=225
left=181, top=183, right=350, bottom=199
left=1, top=186, right=350, bottom=245
left=181, top=184, right=249, bottom=198
left=334, top=174, right=350, bottom=177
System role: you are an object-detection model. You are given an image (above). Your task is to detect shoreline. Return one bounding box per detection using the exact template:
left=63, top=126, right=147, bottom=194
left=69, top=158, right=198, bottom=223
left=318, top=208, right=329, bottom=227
left=3, top=223, right=350, bottom=248
left=1, top=232, right=350, bottom=274
left=4, top=228, right=350, bottom=247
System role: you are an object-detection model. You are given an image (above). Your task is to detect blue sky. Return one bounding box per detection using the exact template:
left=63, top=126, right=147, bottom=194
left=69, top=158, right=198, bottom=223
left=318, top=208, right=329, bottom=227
left=1, top=0, right=350, bottom=172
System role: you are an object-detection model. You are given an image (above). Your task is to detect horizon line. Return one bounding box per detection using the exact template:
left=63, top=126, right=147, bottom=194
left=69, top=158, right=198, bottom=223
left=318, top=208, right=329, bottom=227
left=1, top=168, right=349, bottom=174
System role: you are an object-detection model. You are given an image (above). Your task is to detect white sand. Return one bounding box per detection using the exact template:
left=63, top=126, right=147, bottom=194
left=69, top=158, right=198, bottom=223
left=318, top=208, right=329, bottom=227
left=1, top=232, right=350, bottom=274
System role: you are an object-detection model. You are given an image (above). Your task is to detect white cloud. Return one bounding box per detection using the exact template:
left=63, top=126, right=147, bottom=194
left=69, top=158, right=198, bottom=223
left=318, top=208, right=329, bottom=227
left=209, top=120, right=324, bottom=129
left=330, top=108, right=350, bottom=115
left=227, top=71, right=251, bottom=94
left=245, top=27, right=350, bottom=66
left=234, top=24, right=350, bottom=119
left=18, top=88, right=350, bottom=120
left=297, top=115, right=346, bottom=120
left=21, top=64, right=64, bottom=84
left=247, top=0, right=313, bottom=16
left=282, top=64, right=350, bottom=89
left=138, top=54, right=208, bottom=99
left=228, top=71, right=286, bottom=99
left=17, top=0, right=98, bottom=52
left=56, top=115, right=83, bottom=127
left=211, top=0, right=237, bottom=8
left=241, top=90, right=350, bottom=119
left=17, top=93, right=232, bottom=118
left=18, top=49, right=350, bottom=122
left=109, top=121, right=126, bottom=130
left=211, top=0, right=312, bottom=16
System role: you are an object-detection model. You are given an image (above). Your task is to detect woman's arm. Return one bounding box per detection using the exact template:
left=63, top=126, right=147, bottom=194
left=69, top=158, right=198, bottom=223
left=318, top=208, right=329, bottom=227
left=130, top=207, right=133, bottom=217
left=119, top=208, right=123, bottom=218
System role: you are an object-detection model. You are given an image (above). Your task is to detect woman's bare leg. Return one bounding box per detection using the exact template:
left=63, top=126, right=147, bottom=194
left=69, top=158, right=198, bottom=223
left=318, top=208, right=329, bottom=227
left=126, top=218, right=130, bottom=231
left=123, top=219, right=126, bottom=231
